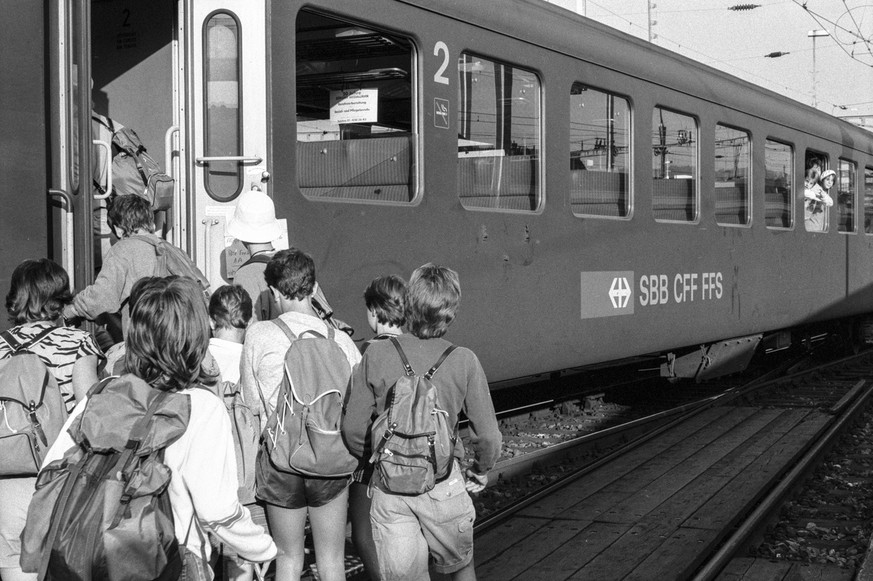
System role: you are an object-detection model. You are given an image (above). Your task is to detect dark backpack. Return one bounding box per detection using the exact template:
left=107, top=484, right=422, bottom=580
left=369, top=338, right=458, bottom=495
left=260, top=319, right=357, bottom=477
left=130, top=234, right=210, bottom=296
left=93, top=115, right=174, bottom=211
left=20, top=375, right=190, bottom=581
left=0, top=327, right=68, bottom=476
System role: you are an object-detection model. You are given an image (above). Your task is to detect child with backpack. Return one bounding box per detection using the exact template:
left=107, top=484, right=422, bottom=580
left=207, top=285, right=266, bottom=581
left=240, top=249, right=361, bottom=581
left=348, top=274, right=408, bottom=581
left=342, top=264, right=502, bottom=581
left=0, top=259, right=103, bottom=581
left=63, top=194, right=208, bottom=342
left=32, top=277, right=276, bottom=581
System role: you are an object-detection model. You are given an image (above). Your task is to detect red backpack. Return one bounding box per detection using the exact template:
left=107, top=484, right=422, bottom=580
left=259, top=319, right=357, bottom=477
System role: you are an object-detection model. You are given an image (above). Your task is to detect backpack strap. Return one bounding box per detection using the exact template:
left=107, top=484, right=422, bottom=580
left=425, top=345, right=457, bottom=380
left=1, top=326, right=57, bottom=355
left=239, top=253, right=272, bottom=270
left=389, top=337, right=416, bottom=377
left=271, top=318, right=298, bottom=343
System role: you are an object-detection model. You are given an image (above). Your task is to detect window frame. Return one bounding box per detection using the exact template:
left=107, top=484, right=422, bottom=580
left=294, top=9, right=419, bottom=206
left=713, top=123, right=752, bottom=228
left=837, top=157, right=857, bottom=234
left=763, top=138, right=794, bottom=230
left=569, top=82, right=633, bottom=221
left=456, top=51, right=544, bottom=214
left=651, top=105, right=699, bottom=224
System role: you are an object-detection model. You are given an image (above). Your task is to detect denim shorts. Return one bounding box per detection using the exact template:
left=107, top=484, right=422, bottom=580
left=370, top=462, right=475, bottom=580
left=255, top=448, right=349, bottom=509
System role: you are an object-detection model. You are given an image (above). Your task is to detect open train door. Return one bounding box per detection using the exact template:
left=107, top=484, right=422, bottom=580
left=46, top=0, right=97, bottom=291
left=185, top=0, right=270, bottom=290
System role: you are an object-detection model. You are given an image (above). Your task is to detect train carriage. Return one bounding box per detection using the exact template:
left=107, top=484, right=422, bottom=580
left=3, top=0, right=873, bottom=385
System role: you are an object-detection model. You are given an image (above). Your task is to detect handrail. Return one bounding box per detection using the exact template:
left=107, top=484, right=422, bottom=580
left=48, top=189, right=75, bottom=277
left=164, top=125, right=179, bottom=179
left=92, top=140, right=113, bottom=199
left=195, top=155, right=263, bottom=164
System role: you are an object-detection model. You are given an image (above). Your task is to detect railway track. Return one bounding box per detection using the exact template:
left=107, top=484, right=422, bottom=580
left=471, top=349, right=873, bottom=580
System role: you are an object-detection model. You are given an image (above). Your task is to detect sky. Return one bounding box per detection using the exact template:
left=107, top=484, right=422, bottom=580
left=545, top=0, right=873, bottom=129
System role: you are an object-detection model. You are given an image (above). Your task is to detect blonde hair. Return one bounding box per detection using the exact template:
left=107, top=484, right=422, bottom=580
left=404, top=264, right=461, bottom=339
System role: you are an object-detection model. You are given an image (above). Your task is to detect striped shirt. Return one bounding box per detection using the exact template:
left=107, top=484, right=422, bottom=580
left=0, top=321, right=104, bottom=412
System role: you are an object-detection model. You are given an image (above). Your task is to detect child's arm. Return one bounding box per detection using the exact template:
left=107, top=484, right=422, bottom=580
left=462, top=352, right=503, bottom=477
left=342, top=357, right=377, bottom=459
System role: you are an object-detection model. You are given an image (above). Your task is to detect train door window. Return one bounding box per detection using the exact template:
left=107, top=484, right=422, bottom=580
left=457, top=53, right=541, bottom=212
left=764, top=139, right=793, bottom=229
left=295, top=11, right=415, bottom=203
left=837, top=159, right=857, bottom=233
left=652, top=107, right=697, bottom=222
left=569, top=84, right=631, bottom=218
left=204, top=12, right=243, bottom=201
left=714, top=124, right=750, bottom=226
left=865, top=167, right=873, bottom=234
left=803, top=150, right=829, bottom=232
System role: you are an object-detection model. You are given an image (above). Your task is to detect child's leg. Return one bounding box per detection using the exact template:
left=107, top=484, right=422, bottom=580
left=370, top=487, right=429, bottom=581
left=450, top=561, right=477, bottom=581
left=348, top=482, right=380, bottom=580
left=265, top=504, right=308, bottom=581
left=308, top=487, right=349, bottom=581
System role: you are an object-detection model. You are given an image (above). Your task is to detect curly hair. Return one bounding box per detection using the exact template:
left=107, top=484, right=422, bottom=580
left=264, top=248, right=315, bottom=301
left=124, top=277, right=213, bottom=391
left=5, top=259, right=73, bottom=324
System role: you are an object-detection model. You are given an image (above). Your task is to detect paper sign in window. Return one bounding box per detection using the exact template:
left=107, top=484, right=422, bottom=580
left=330, top=89, right=378, bottom=124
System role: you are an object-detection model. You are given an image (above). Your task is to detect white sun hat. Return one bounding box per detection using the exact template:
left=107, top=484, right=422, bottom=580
left=226, top=190, right=284, bottom=243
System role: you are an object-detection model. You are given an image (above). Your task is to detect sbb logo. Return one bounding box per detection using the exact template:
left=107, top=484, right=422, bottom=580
left=609, top=277, right=631, bottom=308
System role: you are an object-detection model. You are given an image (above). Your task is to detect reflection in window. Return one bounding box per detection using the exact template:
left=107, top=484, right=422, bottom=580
left=714, top=124, right=750, bottom=226
left=764, top=140, right=793, bottom=229
left=569, top=84, right=630, bottom=218
left=652, top=107, right=697, bottom=221
left=295, top=11, right=415, bottom=203
left=457, top=53, right=540, bottom=212
left=204, top=12, right=242, bottom=202
left=838, top=159, right=856, bottom=233
left=865, top=168, right=873, bottom=234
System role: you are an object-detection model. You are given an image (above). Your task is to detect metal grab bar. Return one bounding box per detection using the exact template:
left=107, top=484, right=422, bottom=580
left=164, top=126, right=179, bottom=178
left=92, top=140, right=113, bottom=199
left=195, top=155, right=263, bottom=164
left=48, top=189, right=75, bottom=277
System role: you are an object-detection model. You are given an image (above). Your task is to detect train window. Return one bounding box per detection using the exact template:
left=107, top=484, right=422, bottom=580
left=295, top=11, right=415, bottom=204
left=652, top=107, right=697, bottom=222
left=803, top=150, right=829, bottom=232
left=204, top=12, right=243, bottom=202
left=569, top=84, right=631, bottom=218
left=457, top=53, right=541, bottom=212
left=866, top=167, right=873, bottom=234
left=764, top=140, right=793, bottom=229
left=714, top=125, right=751, bottom=226
left=838, top=159, right=857, bottom=233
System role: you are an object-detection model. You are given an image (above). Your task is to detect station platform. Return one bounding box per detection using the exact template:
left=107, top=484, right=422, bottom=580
left=474, top=404, right=832, bottom=580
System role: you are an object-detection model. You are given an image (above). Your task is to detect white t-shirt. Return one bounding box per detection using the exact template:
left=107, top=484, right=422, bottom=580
left=209, top=338, right=243, bottom=384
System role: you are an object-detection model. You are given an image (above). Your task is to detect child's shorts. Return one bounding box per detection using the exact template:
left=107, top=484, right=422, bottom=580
left=255, top=448, right=349, bottom=509
left=370, top=462, right=475, bottom=579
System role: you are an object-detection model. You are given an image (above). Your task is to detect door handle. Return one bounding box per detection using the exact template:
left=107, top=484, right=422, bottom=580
left=48, top=189, right=75, bottom=275
left=92, top=140, right=113, bottom=199
left=195, top=155, right=263, bottom=164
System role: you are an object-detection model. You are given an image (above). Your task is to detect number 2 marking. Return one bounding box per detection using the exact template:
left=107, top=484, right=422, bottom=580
left=433, top=41, right=449, bottom=85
